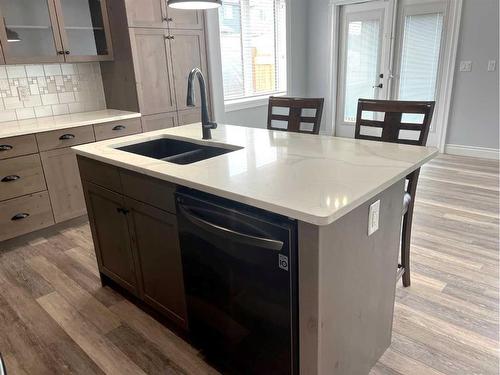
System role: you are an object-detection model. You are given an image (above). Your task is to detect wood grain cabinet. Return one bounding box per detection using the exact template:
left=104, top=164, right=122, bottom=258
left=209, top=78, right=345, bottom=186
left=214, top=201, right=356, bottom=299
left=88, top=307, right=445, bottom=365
left=124, top=0, right=203, bottom=30
left=83, top=182, right=140, bottom=295
left=0, top=0, right=113, bottom=64
left=166, top=8, right=204, bottom=30
left=129, top=28, right=177, bottom=116
left=126, top=197, right=187, bottom=327
left=79, top=156, right=187, bottom=327
left=141, top=112, right=177, bottom=132
left=102, top=1, right=210, bottom=129
left=40, top=147, right=86, bottom=223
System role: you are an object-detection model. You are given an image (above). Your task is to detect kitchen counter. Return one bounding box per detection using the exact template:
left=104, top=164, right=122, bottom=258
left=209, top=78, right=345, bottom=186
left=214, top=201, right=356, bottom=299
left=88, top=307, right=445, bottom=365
left=73, top=123, right=437, bottom=225
left=0, top=109, right=141, bottom=138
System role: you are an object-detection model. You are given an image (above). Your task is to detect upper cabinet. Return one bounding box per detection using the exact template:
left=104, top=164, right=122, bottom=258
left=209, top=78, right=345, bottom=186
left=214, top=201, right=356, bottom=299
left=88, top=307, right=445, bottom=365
left=0, top=0, right=65, bottom=63
left=166, top=7, right=204, bottom=30
left=53, top=0, right=113, bottom=61
left=125, top=0, right=203, bottom=30
left=0, top=0, right=113, bottom=64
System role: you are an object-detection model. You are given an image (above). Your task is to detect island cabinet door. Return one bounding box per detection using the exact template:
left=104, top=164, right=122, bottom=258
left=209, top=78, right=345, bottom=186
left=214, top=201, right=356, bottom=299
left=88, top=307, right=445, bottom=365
left=125, top=197, right=188, bottom=328
left=83, top=182, right=140, bottom=296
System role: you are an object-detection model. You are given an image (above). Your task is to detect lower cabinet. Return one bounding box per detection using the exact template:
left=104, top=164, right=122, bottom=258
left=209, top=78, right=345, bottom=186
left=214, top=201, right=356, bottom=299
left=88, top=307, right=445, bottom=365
left=83, top=182, right=140, bottom=295
left=80, top=165, right=187, bottom=328
left=40, top=148, right=87, bottom=223
left=141, top=112, right=177, bottom=132
left=126, top=197, right=187, bottom=327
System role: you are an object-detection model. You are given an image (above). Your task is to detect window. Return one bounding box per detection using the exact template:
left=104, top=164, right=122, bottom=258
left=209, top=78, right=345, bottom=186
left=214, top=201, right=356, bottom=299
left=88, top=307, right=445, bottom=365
left=218, top=0, right=287, bottom=102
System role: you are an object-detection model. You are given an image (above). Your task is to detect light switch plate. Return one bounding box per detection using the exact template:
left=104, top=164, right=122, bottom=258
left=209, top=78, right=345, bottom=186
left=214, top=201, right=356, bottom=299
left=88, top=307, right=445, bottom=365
left=459, top=61, right=472, bottom=72
left=368, top=200, right=380, bottom=236
left=488, top=60, right=496, bottom=72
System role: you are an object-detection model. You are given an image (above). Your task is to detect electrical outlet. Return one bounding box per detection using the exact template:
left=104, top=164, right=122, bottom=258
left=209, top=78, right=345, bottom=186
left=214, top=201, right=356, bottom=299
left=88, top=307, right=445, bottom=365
left=488, top=60, right=496, bottom=72
left=17, top=86, right=30, bottom=101
left=368, top=200, right=380, bottom=236
left=459, top=61, right=472, bottom=72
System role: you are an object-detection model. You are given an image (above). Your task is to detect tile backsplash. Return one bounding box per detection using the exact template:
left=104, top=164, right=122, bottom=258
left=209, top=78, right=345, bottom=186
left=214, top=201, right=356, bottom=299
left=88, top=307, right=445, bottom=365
left=0, top=63, right=106, bottom=123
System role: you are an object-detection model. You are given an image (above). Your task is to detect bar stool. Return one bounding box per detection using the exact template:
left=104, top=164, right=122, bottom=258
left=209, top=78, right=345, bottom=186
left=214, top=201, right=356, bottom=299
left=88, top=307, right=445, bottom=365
left=354, top=98, right=435, bottom=287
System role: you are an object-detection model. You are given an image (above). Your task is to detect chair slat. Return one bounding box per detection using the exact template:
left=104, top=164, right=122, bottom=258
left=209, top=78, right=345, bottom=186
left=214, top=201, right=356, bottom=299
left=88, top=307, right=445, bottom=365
left=267, top=96, right=324, bottom=134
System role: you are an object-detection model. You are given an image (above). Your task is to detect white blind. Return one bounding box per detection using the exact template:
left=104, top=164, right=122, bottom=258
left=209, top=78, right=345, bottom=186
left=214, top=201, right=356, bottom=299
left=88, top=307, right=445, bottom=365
left=219, top=0, right=287, bottom=101
left=343, top=19, right=380, bottom=122
left=399, top=12, right=443, bottom=102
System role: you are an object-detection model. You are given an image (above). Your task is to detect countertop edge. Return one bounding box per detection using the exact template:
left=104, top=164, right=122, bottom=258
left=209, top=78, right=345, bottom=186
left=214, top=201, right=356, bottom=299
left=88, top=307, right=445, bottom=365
left=72, top=146, right=439, bottom=226
left=0, top=111, right=142, bottom=139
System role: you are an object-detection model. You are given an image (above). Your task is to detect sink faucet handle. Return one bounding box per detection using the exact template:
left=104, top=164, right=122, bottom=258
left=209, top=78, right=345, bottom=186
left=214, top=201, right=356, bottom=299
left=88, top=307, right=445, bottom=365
left=203, top=121, right=217, bottom=130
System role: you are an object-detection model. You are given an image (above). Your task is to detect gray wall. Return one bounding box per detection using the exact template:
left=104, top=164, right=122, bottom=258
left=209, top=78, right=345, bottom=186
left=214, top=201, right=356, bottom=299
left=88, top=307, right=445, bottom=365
left=445, top=0, right=499, bottom=149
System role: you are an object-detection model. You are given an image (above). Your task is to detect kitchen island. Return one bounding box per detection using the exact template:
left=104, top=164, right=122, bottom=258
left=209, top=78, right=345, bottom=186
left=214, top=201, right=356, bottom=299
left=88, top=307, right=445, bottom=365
left=73, top=123, right=437, bottom=375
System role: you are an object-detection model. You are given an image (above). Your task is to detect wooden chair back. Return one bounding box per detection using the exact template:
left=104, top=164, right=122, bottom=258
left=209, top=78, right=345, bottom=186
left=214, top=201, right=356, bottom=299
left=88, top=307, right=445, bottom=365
left=267, top=96, right=324, bottom=134
left=354, top=99, right=435, bottom=146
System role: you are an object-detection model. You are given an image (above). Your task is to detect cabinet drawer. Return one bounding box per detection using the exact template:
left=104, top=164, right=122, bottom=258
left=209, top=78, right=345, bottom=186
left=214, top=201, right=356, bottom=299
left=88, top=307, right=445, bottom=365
left=120, top=169, right=176, bottom=214
left=77, top=156, right=122, bottom=193
left=0, top=192, right=54, bottom=242
left=94, top=118, right=142, bottom=141
left=0, top=154, right=46, bottom=201
left=141, top=112, right=177, bottom=132
left=36, top=125, right=95, bottom=151
left=0, top=134, right=38, bottom=160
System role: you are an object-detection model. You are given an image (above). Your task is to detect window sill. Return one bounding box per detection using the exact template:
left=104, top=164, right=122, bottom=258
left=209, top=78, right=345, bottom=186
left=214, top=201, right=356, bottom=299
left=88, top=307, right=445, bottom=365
left=224, top=92, right=286, bottom=113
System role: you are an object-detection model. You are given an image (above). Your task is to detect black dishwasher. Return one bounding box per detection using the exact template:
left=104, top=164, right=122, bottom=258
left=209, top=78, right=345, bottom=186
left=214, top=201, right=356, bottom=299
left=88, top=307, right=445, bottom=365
left=176, top=188, right=298, bottom=374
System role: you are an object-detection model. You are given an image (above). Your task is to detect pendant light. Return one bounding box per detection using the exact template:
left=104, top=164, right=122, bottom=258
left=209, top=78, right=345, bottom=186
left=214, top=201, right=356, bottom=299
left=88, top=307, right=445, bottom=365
left=167, top=0, right=222, bottom=10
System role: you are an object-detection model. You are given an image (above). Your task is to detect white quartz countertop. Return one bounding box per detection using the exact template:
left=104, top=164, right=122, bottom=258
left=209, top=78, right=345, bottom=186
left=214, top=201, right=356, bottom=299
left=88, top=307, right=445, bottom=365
left=72, top=124, right=438, bottom=225
left=0, top=109, right=141, bottom=138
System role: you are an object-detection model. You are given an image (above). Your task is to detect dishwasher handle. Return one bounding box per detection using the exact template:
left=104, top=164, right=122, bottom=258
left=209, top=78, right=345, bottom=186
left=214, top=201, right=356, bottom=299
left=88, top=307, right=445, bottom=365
left=178, top=203, right=284, bottom=251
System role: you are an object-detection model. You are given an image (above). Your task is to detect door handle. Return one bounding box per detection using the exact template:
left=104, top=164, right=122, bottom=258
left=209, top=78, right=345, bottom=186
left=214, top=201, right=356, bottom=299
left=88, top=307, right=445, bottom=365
left=59, top=133, right=75, bottom=140
left=11, top=213, right=29, bottom=221
left=373, top=83, right=383, bottom=88
left=178, top=204, right=284, bottom=251
left=1, top=175, right=20, bottom=182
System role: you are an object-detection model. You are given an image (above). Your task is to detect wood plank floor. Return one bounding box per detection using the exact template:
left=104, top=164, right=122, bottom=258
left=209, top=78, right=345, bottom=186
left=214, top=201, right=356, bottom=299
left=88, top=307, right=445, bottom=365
left=0, top=154, right=498, bottom=375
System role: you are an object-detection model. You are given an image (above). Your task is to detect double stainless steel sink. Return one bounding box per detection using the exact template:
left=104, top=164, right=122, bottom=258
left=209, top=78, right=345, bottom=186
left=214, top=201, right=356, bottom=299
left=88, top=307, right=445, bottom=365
left=117, top=138, right=241, bottom=165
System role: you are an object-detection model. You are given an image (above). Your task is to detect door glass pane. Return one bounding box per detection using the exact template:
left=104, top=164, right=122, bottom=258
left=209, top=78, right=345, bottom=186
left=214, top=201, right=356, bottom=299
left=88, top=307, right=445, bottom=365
left=344, top=19, right=380, bottom=122
left=0, top=0, right=59, bottom=57
left=398, top=12, right=443, bottom=122
left=60, top=0, right=109, bottom=56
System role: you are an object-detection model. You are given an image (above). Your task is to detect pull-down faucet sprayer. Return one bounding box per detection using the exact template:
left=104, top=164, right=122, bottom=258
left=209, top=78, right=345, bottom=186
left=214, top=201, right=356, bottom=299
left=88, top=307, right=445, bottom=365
left=187, top=67, right=217, bottom=140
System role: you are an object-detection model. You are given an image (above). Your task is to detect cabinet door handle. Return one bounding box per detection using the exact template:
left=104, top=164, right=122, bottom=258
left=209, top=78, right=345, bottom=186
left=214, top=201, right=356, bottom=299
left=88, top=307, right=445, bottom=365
left=65, top=50, right=70, bottom=55
left=1, top=175, right=20, bottom=182
left=0, top=144, right=13, bottom=151
left=116, top=207, right=130, bottom=215
left=57, top=50, right=65, bottom=55
left=163, top=17, right=173, bottom=22
left=112, top=125, right=126, bottom=131
left=11, top=213, right=29, bottom=221
left=59, top=133, right=75, bottom=140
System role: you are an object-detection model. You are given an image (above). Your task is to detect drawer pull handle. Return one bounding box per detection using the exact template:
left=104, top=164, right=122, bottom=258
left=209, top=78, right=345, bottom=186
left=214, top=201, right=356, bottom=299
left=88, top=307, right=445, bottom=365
left=0, top=144, right=13, bottom=151
left=1, top=175, right=20, bottom=182
left=116, top=207, right=130, bottom=215
left=112, top=125, right=126, bottom=131
left=59, top=133, right=75, bottom=140
left=11, top=213, right=29, bottom=221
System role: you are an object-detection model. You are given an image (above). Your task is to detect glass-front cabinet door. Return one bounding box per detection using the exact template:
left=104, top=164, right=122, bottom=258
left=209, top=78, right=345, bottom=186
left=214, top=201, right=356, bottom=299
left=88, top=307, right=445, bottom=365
left=0, top=0, right=65, bottom=63
left=54, top=0, right=113, bottom=61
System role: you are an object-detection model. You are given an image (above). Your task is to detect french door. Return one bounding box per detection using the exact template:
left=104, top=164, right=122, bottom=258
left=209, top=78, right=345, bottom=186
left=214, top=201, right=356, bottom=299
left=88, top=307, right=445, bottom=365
left=336, top=0, right=449, bottom=147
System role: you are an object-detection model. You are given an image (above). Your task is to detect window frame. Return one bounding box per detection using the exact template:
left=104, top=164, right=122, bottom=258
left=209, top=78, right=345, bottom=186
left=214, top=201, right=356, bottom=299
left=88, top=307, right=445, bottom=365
left=217, top=0, right=288, bottom=108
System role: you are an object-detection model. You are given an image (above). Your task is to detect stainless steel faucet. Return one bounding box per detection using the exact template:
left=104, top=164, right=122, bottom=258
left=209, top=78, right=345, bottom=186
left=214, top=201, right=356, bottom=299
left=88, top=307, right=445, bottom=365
left=187, top=67, right=217, bottom=140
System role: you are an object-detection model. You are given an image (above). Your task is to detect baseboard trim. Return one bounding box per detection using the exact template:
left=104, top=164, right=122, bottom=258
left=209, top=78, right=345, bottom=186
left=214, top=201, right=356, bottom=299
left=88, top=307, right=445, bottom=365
left=444, top=144, right=500, bottom=160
